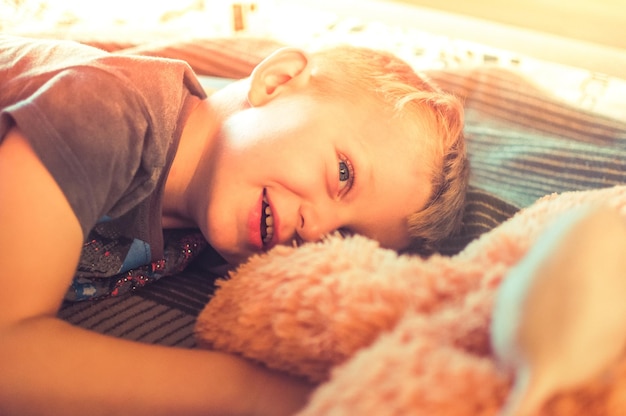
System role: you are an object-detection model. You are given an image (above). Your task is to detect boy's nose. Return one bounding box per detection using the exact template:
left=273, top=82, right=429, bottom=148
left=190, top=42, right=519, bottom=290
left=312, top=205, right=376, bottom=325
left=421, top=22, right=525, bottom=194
left=297, top=201, right=343, bottom=243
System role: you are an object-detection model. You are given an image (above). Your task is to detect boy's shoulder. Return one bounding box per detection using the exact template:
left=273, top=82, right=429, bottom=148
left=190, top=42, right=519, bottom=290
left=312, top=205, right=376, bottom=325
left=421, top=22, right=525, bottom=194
left=1, top=35, right=205, bottom=103
left=1, top=36, right=206, bottom=242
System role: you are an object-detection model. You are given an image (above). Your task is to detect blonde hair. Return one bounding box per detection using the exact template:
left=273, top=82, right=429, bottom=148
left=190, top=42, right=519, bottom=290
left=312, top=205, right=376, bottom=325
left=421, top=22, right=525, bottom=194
left=310, top=45, right=469, bottom=255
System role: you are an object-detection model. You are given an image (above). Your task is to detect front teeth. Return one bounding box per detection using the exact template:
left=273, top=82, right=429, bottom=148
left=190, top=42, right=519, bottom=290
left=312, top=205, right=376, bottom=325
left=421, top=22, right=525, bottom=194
left=262, top=194, right=274, bottom=245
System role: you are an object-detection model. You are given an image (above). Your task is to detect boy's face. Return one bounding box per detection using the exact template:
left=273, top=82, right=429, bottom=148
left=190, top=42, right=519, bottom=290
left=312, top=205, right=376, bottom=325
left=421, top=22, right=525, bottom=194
left=201, top=91, right=435, bottom=265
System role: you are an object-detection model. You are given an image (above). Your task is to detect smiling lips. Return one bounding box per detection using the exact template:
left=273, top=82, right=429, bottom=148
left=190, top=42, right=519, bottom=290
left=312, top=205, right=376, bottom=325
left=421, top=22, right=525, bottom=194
left=261, top=189, right=275, bottom=246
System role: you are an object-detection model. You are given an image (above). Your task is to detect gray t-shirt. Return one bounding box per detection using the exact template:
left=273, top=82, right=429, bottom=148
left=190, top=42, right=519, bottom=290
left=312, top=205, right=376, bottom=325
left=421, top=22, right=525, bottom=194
left=0, top=36, right=207, bottom=295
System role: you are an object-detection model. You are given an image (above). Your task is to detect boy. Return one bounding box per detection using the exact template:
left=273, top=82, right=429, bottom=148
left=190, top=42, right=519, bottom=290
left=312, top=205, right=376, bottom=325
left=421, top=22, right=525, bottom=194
left=0, top=35, right=467, bottom=415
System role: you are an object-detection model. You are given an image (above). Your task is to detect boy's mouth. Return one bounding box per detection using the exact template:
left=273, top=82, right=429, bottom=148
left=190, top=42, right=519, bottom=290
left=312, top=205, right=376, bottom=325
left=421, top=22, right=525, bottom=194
left=260, top=189, right=274, bottom=247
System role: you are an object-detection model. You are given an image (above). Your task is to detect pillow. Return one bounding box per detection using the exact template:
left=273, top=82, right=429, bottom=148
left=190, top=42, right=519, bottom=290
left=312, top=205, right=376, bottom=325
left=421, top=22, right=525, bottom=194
left=438, top=186, right=519, bottom=255
left=426, top=66, right=626, bottom=209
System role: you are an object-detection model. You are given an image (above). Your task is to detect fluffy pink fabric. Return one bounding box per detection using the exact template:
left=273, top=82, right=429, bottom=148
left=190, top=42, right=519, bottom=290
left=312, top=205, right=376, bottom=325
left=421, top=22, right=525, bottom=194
left=195, top=185, right=626, bottom=415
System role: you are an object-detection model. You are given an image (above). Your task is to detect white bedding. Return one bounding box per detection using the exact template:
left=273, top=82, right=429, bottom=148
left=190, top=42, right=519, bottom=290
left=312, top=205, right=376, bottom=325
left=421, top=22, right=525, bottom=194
left=3, top=0, right=624, bottom=120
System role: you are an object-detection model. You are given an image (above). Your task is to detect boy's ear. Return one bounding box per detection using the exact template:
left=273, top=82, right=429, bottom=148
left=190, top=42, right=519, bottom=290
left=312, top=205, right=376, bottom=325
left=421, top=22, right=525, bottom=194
left=247, top=47, right=311, bottom=107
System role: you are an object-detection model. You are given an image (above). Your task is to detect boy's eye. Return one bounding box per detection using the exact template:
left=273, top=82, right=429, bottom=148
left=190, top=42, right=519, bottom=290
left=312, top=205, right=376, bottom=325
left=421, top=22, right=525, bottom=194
left=339, top=161, right=350, bottom=182
left=338, top=156, right=354, bottom=195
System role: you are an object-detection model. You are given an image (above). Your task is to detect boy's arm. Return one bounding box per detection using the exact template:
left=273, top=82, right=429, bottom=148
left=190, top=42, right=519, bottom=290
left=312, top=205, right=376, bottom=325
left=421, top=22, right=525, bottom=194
left=0, top=128, right=312, bottom=416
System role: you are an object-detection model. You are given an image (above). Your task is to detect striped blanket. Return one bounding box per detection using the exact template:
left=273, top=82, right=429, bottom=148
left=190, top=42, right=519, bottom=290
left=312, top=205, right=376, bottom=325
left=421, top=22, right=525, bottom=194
left=58, top=37, right=626, bottom=347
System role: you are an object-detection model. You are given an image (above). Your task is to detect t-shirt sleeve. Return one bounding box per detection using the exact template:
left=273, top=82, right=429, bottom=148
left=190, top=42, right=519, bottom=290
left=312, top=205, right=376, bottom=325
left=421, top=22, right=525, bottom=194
left=6, top=66, right=160, bottom=236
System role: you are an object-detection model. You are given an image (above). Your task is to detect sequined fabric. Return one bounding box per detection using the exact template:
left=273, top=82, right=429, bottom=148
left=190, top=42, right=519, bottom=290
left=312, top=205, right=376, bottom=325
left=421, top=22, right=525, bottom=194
left=66, top=229, right=208, bottom=301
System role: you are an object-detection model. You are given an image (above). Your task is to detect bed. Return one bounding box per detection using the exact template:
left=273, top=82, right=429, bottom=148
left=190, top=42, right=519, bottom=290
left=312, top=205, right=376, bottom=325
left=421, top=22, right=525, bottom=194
left=4, top=3, right=625, bottom=349
left=51, top=36, right=625, bottom=349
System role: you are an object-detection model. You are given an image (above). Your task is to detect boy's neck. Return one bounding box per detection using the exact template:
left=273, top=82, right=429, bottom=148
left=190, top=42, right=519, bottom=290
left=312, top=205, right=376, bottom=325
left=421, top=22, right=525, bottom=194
left=162, top=98, right=219, bottom=229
